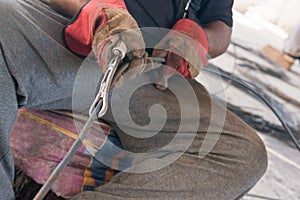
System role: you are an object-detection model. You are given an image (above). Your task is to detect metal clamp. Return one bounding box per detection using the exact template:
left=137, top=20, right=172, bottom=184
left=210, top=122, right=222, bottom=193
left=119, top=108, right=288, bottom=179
left=89, top=41, right=127, bottom=118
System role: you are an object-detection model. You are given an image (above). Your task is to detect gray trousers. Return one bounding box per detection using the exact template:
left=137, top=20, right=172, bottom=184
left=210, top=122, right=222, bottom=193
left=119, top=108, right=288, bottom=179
left=0, top=0, right=268, bottom=199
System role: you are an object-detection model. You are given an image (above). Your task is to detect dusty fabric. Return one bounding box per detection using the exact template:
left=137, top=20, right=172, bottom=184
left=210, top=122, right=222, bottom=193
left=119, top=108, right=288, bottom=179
left=0, top=0, right=267, bottom=199
left=10, top=110, right=129, bottom=198
left=0, top=43, right=17, bottom=200
left=0, top=0, right=83, bottom=199
left=40, top=0, right=89, bottom=17
left=71, top=77, right=268, bottom=200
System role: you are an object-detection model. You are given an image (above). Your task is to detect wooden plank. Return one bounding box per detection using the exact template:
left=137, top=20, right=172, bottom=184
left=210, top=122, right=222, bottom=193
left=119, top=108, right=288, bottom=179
left=261, top=45, right=295, bottom=70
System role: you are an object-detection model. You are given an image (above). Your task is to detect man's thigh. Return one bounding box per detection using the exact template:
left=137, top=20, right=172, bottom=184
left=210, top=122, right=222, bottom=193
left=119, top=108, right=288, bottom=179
left=0, top=0, right=84, bottom=110
left=89, top=77, right=268, bottom=199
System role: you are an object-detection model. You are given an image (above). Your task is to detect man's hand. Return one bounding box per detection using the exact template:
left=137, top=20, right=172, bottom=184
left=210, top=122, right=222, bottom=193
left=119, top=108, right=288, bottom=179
left=40, top=0, right=88, bottom=17
left=152, top=19, right=209, bottom=90
left=63, top=0, right=152, bottom=78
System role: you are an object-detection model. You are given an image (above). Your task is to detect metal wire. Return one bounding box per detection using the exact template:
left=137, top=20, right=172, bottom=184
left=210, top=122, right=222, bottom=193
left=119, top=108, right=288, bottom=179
left=33, top=99, right=103, bottom=200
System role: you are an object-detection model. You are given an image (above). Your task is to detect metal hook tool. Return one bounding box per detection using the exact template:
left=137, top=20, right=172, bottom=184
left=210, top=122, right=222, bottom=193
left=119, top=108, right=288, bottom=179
left=89, top=41, right=126, bottom=118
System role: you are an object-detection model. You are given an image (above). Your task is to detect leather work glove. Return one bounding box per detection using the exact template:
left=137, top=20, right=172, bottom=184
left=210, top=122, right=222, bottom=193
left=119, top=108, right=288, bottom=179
left=63, top=0, right=152, bottom=77
left=152, top=19, right=210, bottom=90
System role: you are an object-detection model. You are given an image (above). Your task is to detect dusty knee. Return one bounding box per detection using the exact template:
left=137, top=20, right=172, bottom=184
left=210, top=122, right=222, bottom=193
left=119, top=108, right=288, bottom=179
left=246, top=129, right=268, bottom=180
left=222, top=110, right=268, bottom=178
left=206, top=109, right=269, bottom=195
left=231, top=125, right=268, bottom=189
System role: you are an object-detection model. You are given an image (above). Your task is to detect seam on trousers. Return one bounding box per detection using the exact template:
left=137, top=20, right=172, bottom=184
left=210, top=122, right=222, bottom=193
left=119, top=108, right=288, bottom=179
left=0, top=43, right=9, bottom=70
left=0, top=149, right=11, bottom=162
left=1, top=42, right=27, bottom=107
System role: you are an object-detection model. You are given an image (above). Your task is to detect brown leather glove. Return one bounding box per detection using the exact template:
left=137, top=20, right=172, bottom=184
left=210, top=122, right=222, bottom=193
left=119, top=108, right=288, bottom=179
left=63, top=0, right=153, bottom=78
left=152, top=19, right=209, bottom=89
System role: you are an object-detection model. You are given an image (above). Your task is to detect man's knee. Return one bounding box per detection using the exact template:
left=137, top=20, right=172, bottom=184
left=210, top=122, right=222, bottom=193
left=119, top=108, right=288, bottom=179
left=206, top=109, right=268, bottom=195
left=246, top=128, right=268, bottom=180
left=232, top=123, right=268, bottom=189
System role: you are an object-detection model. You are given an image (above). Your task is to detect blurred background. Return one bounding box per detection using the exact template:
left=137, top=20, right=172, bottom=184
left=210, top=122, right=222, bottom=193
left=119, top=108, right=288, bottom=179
left=200, top=1, right=300, bottom=199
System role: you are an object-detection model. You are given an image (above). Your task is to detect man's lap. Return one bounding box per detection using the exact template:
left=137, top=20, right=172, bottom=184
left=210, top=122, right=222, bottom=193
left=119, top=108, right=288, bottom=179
left=73, top=78, right=268, bottom=199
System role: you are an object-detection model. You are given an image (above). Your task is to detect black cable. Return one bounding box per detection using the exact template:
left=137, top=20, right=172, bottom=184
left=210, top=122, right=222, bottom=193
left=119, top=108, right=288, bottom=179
left=203, top=65, right=300, bottom=152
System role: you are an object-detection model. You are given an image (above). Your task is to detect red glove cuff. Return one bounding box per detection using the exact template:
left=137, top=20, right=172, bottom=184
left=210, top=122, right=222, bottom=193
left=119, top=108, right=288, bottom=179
left=63, top=0, right=127, bottom=56
left=172, top=18, right=209, bottom=66
left=172, top=19, right=209, bottom=52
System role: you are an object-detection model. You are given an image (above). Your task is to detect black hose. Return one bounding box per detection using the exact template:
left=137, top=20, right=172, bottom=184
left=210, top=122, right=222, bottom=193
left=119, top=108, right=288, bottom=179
left=203, top=65, right=300, bottom=151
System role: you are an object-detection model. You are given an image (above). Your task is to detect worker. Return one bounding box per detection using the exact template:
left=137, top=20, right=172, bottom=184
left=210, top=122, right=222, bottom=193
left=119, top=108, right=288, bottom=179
left=0, top=0, right=268, bottom=199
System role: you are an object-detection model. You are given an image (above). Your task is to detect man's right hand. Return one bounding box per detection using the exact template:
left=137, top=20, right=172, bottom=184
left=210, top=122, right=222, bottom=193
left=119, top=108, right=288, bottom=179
left=63, top=0, right=154, bottom=79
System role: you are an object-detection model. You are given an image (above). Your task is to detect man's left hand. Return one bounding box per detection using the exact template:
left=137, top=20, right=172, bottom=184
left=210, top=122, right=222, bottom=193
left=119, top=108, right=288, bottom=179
left=152, top=19, right=209, bottom=90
